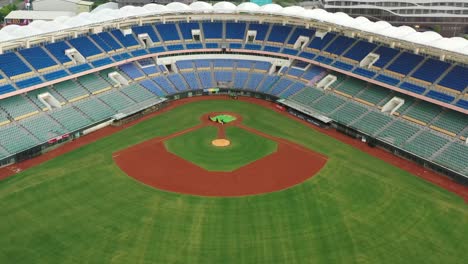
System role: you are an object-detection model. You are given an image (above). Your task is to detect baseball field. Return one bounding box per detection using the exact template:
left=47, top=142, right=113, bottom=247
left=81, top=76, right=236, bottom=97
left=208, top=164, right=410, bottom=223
left=1, top=98, right=468, bottom=263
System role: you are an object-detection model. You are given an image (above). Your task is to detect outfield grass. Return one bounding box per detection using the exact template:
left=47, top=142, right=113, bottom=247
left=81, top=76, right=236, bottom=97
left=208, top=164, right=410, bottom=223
left=164, top=126, right=277, bottom=171
left=1, top=99, right=468, bottom=263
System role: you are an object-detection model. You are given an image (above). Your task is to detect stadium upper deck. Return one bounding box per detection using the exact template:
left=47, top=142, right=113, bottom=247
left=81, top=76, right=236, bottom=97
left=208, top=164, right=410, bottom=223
left=0, top=2, right=466, bottom=114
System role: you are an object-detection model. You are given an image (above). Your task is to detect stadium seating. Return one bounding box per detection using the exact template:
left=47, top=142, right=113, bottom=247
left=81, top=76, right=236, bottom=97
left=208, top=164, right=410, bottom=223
left=54, top=80, right=89, bottom=102
left=324, top=36, right=355, bottom=56
left=437, top=65, right=468, bottom=92
left=343, top=41, right=377, bottom=62
left=331, top=102, right=368, bottom=125
left=372, top=46, right=400, bottom=68
left=0, top=95, right=39, bottom=120
left=434, top=142, right=468, bottom=173
left=74, top=98, right=115, bottom=122
left=120, top=63, right=145, bottom=80
left=403, top=131, right=449, bottom=159
left=49, top=106, right=92, bottom=131
left=77, top=74, right=112, bottom=94
left=110, top=29, right=139, bottom=48
left=178, top=22, right=199, bottom=40
left=44, top=41, right=73, bottom=64
left=132, top=25, right=160, bottom=43
left=167, top=74, right=189, bottom=91
left=355, top=85, right=391, bottom=105
left=378, top=120, right=420, bottom=146
left=0, top=52, right=33, bottom=78
left=120, top=83, right=158, bottom=102
left=202, top=22, right=223, bottom=39
left=353, top=111, right=393, bottom=135
left=97, top=90, right=135, bottom=111
left=96, top=32, right=124, bottom=51
left=311, top=94, right=345, bottom=114
left=431, top=110, right=468, bottom=136
left=248, top=23, right=269, bottom=41
left=226, top=22, right=246, bottom=39
left=287, top=27, right=315, bottom=45
left=68, top=36, right=102, bottom=58
left=20, top=114, right=67, bottom=142
left=139, top=80, right=167, bottom=97
left=0, top=124, right=38, bottom=154
left=387, top=52, right=424, bottom=75
left=267, top=25, right=292, bottom=43
left=404, top=101, right=442, bottom=124
left=308, top=33, right=335, bottom=50
left=19, top=47, right=58, bottom=71
left=411, top=58, right=450, bottom=83
left=155, top=24, right=180, bottom=41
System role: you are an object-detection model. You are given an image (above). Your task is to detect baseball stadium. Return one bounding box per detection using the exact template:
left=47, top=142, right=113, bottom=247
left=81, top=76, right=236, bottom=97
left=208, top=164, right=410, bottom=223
left=0, top=2, right=467, bottom=263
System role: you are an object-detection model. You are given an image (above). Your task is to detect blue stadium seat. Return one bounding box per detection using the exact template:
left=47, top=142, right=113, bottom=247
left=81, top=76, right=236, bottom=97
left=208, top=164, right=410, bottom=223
left=245, top=44, right=261, bottom=50
left=68, top=36, right=102, bottom=57
left=19, top=47, right=57, bottom=71
left=282, top=48, right=298, bottom=56
left=387, top=52, right=424, bottom=75
left=45, top=41, right=73, bottom=64
left=455, top=99, right=468, bottom=109
left=214, top=71, right=232, bottom=82
left=110, top=29, right=139, bottom=48
left=237, top=60, right=254, bottom=69
left=178, top=22, right=199, bottom=40
left=0, top=84, right=15, bottom=95
left=248, top=23, right=269, bottom=41
left=270, top=78, right=293, bottom=95
left=299, top=51, right=316, bottom=60
left=120, top=63, right=144, bottom=79
left=411, top=58, right=450, bottom=83
left=301, top=66, right=326, bottom=81
left=438, top=65, right=468, bottom=92
left=148, top=46, right=165, bottom=54
left=234, top=72, right=248, bottom=89
left=167, top=44, right=184, bottom=51
left=43, top=70, right=68, bottom=81
left=167, top=74, right=188, bottom=91
left=140, top=80, right=167, bottom=96
left=202, top=22, right=223, bottom=39
left=287, top=27, right=315, bottom=45
left=153, top=76, right=177, bottom=94
left=286, top=68, right=304, bottom=77
left=333, top=61, right=353, bottom=71
left=69, top=63, right=92, bottom=74
left=254, top=61, right=271, bottom=71
left=194, top=60, right=210, bottom=69
left=181, top=72, right=200, bottom=90
left=263, top=46, right=281, bottom=53
left=206, top=43, right=218, bottom=49
left=198, top=71, right=214, bottom=88
left=426, top=90, right=454, bottom=103
left=0, top=53, right=33, bottom=77
left=315, top=56, right=333, bottom=64
left=267, top=25, right=292, bottom=43
left=132, top=25, right=160, bottom=42
left=90, top=34, right=113, bottom=53
left=16, top=77, right=42, bottom=89
left=324, top=35, right=355, bottom=55
left=176, top=60, right=194, bottom=70
left=376, top=74, right=400, bottom=86
left=155, top=23, right=180, bottom=41
left=246, top=73, right=266, bottom=91
left=186, top=43, right=203, bottom=49
left=97, top=32, right=123, bottom=50
left=92, top=58, right=113, bottom=68
left=226, top=22, right=246, bottom=39
left=281, top=82, right=305, bottom=98
left=308, top=33, right=335, bottom=50
left=353, top=68, right=376, bottom=78
left=213, top=60, right=234, bottom=68
left=372, top=46, right=400, bottom=68
left=229, top=43, right=242, bottom=49
left=343, top=41, right=377, bottom=61
left=400, top=82, right=426, bottom=94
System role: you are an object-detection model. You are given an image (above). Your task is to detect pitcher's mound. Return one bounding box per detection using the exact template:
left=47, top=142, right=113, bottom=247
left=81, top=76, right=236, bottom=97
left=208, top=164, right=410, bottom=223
left=212, top=139, right=230, bottom=147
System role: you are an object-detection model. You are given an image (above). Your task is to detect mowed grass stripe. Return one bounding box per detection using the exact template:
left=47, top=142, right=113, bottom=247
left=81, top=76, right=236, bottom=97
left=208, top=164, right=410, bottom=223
left=164, top=126, right=277, bottom=171
left=0, top=99, right=467, bottom=263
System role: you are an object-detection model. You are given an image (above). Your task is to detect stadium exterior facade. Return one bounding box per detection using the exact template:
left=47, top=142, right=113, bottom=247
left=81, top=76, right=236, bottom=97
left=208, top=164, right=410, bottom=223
left=322, top=0, right=468, bottom=36
left=0, top=2, right=466, bottom=183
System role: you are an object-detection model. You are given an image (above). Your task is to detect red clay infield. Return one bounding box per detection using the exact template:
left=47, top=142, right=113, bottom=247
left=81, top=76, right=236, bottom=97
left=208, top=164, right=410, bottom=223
left=113, top=114, right=328, bottom=196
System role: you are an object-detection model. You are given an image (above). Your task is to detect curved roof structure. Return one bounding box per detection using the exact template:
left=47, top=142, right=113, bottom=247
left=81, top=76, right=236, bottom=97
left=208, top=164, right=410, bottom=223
left=0, top=1, right=467, bottom=56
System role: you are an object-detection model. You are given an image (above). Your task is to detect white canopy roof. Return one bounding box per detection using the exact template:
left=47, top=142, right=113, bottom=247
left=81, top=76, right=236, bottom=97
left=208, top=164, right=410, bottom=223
left=0, top=1, right=466, bottom=55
